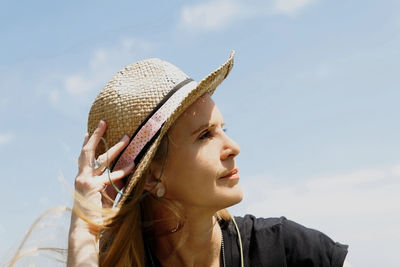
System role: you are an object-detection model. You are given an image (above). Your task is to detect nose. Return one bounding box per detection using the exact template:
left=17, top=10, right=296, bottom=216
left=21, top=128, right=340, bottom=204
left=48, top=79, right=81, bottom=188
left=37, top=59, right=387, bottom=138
left=221, top=132, right=241, bottom=160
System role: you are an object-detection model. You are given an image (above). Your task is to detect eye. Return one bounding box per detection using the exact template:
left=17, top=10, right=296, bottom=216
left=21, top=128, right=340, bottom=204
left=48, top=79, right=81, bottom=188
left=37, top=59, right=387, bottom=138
left=199, top=130, right=212, bottom=140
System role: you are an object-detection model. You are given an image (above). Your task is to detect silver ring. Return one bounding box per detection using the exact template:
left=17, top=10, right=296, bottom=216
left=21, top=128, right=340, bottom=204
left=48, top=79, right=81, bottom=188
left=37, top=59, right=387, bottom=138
left=92, top=159, right=105, bottom=172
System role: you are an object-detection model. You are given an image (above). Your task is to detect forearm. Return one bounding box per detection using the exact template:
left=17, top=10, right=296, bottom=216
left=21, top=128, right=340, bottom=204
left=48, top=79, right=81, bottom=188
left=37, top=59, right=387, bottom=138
left=67, top=212, right=99, bottom=267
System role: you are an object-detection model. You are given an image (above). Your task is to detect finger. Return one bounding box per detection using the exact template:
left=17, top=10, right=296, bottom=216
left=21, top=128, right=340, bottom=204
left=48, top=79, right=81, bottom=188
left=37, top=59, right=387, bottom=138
left=81, top=133, right=89, bottom=148
left=104, top=161, right=135, bottom=184
left=85, top=120, right=107, bottom=152
left=102, top=164, right=133, bottom=201
left=77, top=134, right=90, bottom=170
left=102, top=161, right=135, bottom=203
left=97, top=135, right=130, bottom=167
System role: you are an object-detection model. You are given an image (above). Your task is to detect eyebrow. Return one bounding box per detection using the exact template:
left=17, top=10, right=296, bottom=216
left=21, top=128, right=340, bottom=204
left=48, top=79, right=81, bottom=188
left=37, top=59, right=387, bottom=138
left=191, top=123, right=213, bottom=136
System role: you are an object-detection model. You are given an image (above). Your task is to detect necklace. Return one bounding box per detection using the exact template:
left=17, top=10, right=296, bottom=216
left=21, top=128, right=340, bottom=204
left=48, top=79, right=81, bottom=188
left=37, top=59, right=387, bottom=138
left=221, top=229, right=226, bottom=267
left=146, top=242, right=157, bottom=267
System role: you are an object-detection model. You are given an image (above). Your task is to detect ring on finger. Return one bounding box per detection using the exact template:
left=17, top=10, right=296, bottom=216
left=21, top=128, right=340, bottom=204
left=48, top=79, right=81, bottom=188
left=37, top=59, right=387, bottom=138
left=92, top=159, right=106, bottom=173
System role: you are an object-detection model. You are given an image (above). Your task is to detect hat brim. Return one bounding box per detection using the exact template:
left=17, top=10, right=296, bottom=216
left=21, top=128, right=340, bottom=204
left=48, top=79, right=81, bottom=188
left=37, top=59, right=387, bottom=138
left=116, top=51, right=235, bottom=207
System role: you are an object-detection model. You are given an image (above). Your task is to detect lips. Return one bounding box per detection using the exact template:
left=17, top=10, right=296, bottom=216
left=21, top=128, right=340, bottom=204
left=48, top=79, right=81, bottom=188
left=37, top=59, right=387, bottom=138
left=220, top=168, right=239, bottom=179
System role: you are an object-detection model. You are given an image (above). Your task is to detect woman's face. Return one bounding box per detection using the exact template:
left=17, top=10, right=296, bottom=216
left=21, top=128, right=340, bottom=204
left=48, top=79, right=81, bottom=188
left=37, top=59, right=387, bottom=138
left=160, top=94, right=243, bottom=213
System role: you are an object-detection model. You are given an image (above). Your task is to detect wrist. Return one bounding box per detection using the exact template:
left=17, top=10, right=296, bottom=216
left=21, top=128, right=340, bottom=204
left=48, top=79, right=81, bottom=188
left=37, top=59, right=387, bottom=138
left=70, top=208, right=103, bottom=235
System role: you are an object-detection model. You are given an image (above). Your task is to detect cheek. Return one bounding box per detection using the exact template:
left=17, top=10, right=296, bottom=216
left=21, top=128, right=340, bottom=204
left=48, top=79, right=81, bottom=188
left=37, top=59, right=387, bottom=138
left=162, top=145, right=220, bottom=195
left=194, top=149, right=220, bottom=173
left=169, top=143, right=220, bottom=171
left=162, top=148, right=193, bottom=189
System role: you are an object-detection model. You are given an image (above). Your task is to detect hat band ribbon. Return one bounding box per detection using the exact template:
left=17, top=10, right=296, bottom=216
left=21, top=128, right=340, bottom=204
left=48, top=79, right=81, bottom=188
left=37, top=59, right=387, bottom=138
left=112, top=78, right=198, bottom=172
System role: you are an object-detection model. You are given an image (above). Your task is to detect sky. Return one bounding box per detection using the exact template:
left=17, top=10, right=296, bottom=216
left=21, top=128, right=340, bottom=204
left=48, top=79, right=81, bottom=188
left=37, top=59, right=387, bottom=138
left=1, top=0, right=399, bottom=266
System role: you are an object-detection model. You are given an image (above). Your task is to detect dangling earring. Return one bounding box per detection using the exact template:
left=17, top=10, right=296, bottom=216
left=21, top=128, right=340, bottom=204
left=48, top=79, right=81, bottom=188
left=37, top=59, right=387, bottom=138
left=155, top=135, right=168, bottom=198
left=156, top=183, right=165, bottom=198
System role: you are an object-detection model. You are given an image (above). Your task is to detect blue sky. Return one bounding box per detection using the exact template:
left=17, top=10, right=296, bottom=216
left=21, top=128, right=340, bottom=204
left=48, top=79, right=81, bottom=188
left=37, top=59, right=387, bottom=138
left=1, top=1, right=399, bottom=266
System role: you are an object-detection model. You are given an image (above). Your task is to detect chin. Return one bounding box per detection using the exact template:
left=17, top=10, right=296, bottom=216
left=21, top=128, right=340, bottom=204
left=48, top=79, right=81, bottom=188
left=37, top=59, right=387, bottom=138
left=221, top=185, right=244, bottom=208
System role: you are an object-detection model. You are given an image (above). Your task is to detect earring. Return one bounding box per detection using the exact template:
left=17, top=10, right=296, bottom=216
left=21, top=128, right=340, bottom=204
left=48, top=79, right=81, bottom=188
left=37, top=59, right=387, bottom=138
left=170, top=223, right=180, bottom=233
left=156, top=183, right=165, bottom=198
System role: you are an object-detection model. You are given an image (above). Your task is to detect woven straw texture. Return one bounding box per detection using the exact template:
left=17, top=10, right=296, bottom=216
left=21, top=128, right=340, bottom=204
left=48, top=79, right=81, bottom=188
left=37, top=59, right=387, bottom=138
left=87, top=51, right=234, bottom=205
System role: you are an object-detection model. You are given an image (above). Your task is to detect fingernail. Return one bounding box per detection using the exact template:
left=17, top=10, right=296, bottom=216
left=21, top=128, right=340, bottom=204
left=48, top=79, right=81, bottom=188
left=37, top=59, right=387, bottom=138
left=98, top=120, right=104, bottom=128
left=122, top=135, right=129, bottom=141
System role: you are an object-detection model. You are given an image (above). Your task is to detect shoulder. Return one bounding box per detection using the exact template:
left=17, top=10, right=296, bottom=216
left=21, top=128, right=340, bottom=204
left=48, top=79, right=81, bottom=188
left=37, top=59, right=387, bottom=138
left=230, top=215, right=348, bottom=267
left=232, top=214, right=284, bottom=232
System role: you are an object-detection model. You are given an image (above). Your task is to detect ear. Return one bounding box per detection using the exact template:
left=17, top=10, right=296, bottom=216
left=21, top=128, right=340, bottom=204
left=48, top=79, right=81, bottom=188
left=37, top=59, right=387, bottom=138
left=144, top=162, right=163, bottom=192
left=150, top=161, right=163, bottom=181
left=144, top=175, right=166, bottom=198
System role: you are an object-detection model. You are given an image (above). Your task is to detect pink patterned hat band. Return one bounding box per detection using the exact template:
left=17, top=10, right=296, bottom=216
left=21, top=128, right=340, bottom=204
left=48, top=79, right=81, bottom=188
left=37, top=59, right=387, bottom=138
left=112, top=78, right=197, bottom=172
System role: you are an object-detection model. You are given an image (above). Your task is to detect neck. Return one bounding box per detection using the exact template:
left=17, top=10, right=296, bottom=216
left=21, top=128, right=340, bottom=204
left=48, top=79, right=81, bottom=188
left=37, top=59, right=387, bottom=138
left=153, top=207, right=222, bottom=267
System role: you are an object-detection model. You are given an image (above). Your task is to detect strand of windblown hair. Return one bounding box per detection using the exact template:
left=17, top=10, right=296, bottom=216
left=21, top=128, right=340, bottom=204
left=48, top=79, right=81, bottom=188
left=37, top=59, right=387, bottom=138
left=7, top=206, right=70, bottom=266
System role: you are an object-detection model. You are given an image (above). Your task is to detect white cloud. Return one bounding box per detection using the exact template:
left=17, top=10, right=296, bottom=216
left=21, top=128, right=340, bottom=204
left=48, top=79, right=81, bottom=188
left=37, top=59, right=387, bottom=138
left=179, top=0, right=315, bottom=31
left=40, top=37, right=157, bottom=119
left=181, top=0, right=243, bottom=30
left=234, top=165, right=400, bottom=221
left=391, top=163, right=400, bottom=176
left=0, top=133, right=13, bottom=145
left=65, top=74, right=98, bottom=96
left=230, top=164, right=400, bottom=267
left=274, top=0, right=314, bottom=15
left=55, top=37, right=156, bottom=98
left=48, top=90, right=60, bottom=105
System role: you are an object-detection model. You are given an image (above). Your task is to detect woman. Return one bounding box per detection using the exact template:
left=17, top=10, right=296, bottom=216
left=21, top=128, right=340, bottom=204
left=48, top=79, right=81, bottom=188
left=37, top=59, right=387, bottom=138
left=68, top=52, right=349, bottom=266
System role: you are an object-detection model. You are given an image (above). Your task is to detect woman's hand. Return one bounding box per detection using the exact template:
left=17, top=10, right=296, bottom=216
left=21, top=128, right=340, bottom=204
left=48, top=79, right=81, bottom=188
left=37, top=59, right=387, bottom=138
left=67, top=120, right=133, bottom=267
left=75, top=120, right=134, bottom=215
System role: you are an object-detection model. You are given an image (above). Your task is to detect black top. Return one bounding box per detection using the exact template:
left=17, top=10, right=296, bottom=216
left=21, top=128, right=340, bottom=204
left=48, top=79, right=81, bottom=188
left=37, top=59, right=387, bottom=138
left=145, top=215, right=348, bottom=267
left=222, top=215, right=348, bottom=267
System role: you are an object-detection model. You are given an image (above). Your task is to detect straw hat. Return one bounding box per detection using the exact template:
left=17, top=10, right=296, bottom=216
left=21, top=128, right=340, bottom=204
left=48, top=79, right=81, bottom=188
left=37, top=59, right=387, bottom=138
left=88, top=51, right=235, bottom=206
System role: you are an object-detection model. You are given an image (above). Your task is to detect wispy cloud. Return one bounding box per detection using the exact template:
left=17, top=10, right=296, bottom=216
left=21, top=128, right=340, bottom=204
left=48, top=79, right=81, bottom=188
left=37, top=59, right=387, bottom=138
left=37, top=37, right=158, bottom=119
left=40, top=37, right=157, bottom=109
left=274, top=0, right=314, bottom=15
left=181, top=0, right=243, bottom=31
left=179, top=0, right=315, bottom=31
left=236, top=164, right=400, bottom=220
left=391, top=163, right=400, bottom=176
left=0, top=133, right=13, bottom=146
left=231, top=163, right=400, bottom=267
left=63, top=37, right=156, bottom=97
left=48, top=90, right=60, bottom=106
